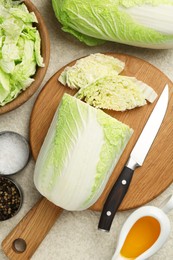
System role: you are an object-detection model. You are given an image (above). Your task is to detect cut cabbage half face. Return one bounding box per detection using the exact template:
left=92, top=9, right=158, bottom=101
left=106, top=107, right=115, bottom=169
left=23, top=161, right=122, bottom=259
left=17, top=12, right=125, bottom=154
left=76, top=75, right=158, bottom=111
left=58, top=53, right=125, bottom=89
left=34, top=94, right=133, bottom=211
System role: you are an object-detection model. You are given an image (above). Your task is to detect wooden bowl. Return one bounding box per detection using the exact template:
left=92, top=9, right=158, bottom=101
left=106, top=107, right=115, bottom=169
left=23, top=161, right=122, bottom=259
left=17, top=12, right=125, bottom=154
left=0, top=0, right=50, bottom=115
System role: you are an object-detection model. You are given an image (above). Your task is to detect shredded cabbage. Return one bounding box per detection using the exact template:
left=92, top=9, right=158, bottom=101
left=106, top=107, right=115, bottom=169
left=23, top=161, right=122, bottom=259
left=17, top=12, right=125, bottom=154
left=0, top=0, right=44, bottom=106
left=34, top=94, right=133, bottom=211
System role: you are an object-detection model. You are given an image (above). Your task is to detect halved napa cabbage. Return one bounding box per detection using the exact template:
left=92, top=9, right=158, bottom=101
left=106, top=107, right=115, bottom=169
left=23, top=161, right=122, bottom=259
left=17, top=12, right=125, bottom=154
left=58, top=53, right=125, bottom=89
left=34, top=94, right=133, bottom=211
left=76, top=75, right=157, bottom=111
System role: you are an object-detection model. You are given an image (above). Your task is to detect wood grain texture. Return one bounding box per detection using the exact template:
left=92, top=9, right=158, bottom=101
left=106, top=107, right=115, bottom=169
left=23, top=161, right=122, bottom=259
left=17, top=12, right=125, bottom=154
left=0, top=0, right=50, bottom=115
left=2, top=53, right=173, bottom=259
left=2, top=199, right=63, bottom=260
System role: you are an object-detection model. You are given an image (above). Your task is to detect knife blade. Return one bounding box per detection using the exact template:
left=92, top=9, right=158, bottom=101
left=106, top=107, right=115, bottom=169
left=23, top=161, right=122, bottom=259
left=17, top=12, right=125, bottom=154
left=98, top=84, right=169, bottom=232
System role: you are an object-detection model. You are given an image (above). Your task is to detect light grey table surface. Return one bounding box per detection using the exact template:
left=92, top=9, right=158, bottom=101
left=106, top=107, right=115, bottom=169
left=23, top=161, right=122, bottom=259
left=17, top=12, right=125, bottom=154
left=0, top=1, right=173, bottom=259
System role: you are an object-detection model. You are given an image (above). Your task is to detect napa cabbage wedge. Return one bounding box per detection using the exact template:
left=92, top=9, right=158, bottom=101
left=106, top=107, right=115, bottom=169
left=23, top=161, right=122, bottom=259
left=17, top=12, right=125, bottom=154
left=59, top=53, right=125, bottom=89
left=58, top=53, right=157, bottom=111
left=34, top=94, right=133, bottom=211
left=76, top=75, right=158, bottom=111
left=52, top=0, right=173, bottom=49
left=0, top=0, right=44, bottom=106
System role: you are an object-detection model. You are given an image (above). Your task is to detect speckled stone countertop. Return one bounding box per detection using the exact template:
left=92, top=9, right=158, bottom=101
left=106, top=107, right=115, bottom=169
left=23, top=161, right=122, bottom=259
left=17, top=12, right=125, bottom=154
left=0, top=1, right=173, bottom=259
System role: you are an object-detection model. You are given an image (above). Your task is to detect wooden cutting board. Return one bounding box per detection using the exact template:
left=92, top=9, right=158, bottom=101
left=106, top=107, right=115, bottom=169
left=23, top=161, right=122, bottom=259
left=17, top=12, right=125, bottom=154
left=2, top=53, right=173, bottom=260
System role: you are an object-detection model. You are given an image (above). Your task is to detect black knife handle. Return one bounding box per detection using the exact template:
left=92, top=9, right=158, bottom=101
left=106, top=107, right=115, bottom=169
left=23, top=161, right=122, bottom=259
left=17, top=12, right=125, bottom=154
left=98, top=166, right=134, bottom=232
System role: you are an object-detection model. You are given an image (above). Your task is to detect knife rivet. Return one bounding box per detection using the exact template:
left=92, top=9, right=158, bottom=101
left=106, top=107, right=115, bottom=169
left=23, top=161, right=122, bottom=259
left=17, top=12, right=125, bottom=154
left=106, top=211, right=112, bottom=216
left=122, top=180, right=127, bottom=185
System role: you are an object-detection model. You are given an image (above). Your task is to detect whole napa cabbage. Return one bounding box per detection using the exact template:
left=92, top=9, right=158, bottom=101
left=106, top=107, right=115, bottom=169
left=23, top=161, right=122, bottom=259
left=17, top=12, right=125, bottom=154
left=52, top=0, right=173, bottom=49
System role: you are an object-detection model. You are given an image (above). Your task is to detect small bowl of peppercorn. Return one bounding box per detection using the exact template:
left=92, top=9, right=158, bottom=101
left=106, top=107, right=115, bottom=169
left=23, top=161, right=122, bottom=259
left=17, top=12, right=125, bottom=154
left=0, top=176, right=23, bottom=221
left=0, top=131, right=30, bottom=221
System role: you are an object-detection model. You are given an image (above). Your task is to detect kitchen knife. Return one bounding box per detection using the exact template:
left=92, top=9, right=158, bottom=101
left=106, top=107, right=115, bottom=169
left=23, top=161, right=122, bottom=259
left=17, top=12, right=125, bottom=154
left=98, top=84, right=169, bottom=232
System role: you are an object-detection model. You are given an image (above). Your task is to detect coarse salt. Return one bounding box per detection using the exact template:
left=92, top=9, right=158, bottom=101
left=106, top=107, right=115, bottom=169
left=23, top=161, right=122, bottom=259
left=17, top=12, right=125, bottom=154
left=0, top=132, right=29, bottom=175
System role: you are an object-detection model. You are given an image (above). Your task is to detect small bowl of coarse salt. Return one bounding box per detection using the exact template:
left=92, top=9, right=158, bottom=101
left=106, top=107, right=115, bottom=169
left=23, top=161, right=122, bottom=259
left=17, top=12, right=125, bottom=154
left=0, top=131, right=30, bottom=176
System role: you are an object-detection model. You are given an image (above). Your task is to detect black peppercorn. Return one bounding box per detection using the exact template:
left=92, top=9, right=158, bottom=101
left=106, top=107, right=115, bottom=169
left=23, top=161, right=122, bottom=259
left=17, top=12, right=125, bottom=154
left=0, top=176, right=22, bottom=221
